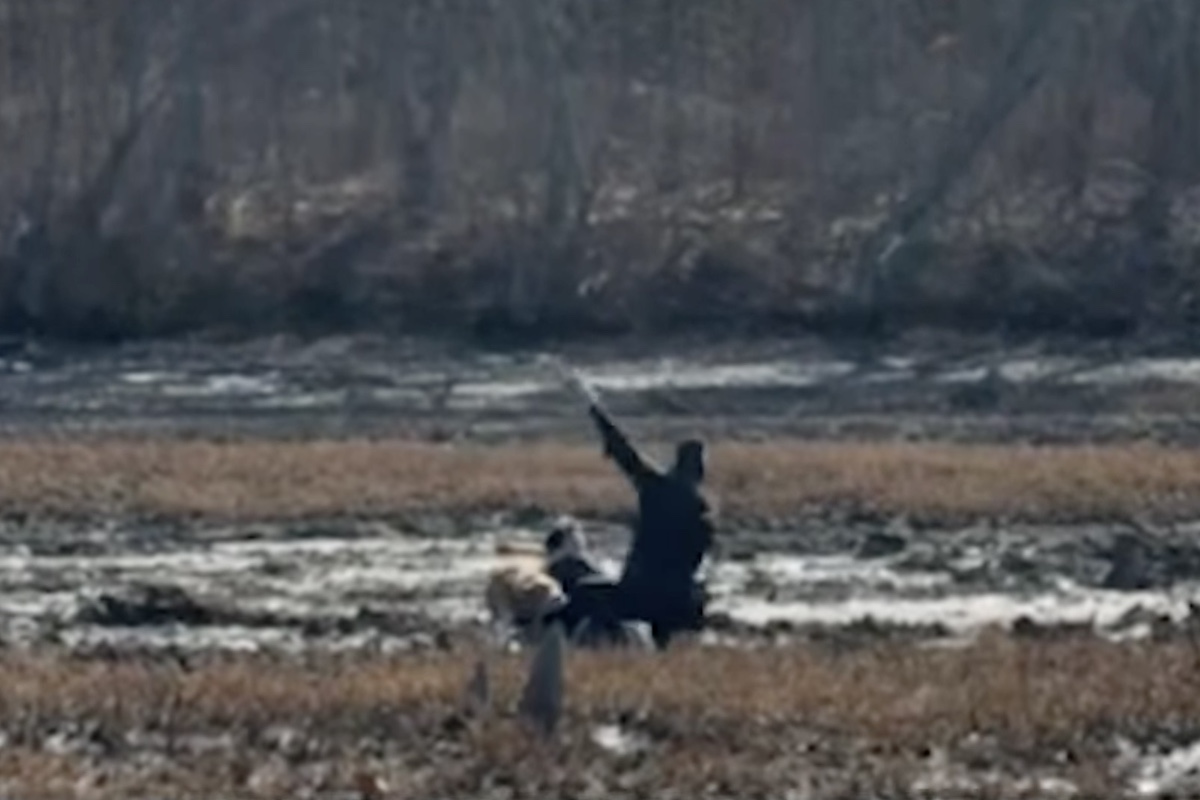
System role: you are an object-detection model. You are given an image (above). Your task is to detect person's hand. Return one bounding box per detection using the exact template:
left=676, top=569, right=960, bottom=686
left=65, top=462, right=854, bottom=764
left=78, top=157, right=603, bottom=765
left=540, top=355, right=600, bottom=407
left=565, top=370, right=601, bottom=408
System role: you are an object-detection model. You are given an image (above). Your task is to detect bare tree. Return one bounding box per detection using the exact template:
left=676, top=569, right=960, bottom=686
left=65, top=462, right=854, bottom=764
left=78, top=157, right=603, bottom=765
left=0, top=0, right=1198, bottom=341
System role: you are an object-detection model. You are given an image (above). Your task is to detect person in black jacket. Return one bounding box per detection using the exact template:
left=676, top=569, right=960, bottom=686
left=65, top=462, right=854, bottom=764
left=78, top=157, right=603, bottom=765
left=543, top=362, right=716, bottom=649
left=586, top=402, right=715, bottom=648
left=542, top=516, right=646, bottom=647
left=543, top=516, right=603, bottom=596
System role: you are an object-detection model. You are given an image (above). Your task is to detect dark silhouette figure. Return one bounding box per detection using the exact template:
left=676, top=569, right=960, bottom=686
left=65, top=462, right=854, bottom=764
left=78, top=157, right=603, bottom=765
left=542, top=517, right=638, bottom=647
left=546, top=402, right=716, bottom=649
left=543, top=517, right=603, bottom=596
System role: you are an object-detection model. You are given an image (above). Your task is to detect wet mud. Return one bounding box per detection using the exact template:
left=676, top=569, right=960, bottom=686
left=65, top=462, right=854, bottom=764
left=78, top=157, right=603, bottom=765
left=2, top=334, right=1200, bottom=797
left=1, top=512, right=1199, bottom=659
left=5, top=332, right=1200, bottom=444
left=0, top=333, right=1197, bottom=656
left=0, top=334, right=1198, bottom=659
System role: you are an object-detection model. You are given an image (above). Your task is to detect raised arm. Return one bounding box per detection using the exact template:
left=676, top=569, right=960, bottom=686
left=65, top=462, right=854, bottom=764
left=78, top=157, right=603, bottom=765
left=587, top=403, right=656, bottom=486
left=543, top=355, right=659, bottom=485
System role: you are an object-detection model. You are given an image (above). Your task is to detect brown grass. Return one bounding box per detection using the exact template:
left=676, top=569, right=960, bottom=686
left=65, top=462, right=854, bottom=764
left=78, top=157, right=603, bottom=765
left=0, top=633, right=1194, bottom=798
left=0, top=437, right=1199, bottom=525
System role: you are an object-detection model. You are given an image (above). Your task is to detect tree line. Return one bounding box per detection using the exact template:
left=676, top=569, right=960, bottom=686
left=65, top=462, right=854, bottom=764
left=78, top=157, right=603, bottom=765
left=0, top=0, right=1197, bottom=342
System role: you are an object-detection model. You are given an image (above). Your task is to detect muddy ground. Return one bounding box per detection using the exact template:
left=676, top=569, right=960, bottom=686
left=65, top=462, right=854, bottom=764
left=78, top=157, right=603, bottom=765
left=6, top=331, right=1200, bottom=445
left=0, top=332, right=1198, bottom=652
left=3, top=512, right=1199, bottom=658
left=3, top=332, right=1200, bottom=797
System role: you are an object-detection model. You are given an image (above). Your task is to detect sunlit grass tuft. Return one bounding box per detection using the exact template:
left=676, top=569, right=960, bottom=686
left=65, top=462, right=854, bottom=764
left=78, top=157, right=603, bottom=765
left=0, top=438, right=1197, bottom=524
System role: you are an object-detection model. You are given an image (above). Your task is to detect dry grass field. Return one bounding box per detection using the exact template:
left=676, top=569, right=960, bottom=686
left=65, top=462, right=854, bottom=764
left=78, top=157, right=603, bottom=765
left=1, top=632, right=1197, bottom=798
left=0, top=437, right=1199, bottom=525
left=3, top=434, right=1199, bottom=797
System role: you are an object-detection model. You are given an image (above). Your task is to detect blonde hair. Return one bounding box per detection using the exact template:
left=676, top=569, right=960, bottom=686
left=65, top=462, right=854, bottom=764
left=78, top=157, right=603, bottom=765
left=484, top=558, right=563, bottom=627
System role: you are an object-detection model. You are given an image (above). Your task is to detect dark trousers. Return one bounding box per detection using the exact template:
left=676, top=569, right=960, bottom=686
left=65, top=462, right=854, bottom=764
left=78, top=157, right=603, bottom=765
left=547, top=575, right=708, bottom=650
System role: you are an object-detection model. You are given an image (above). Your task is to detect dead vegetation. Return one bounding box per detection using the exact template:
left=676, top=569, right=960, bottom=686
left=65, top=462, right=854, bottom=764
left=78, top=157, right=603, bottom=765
left=0, top=437, right=1199, bottom=525
left=0, top=632, right=1194, bottom=798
